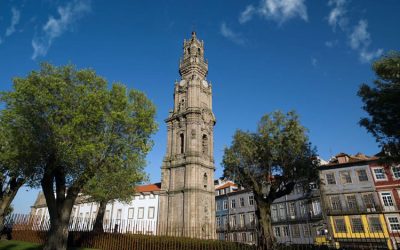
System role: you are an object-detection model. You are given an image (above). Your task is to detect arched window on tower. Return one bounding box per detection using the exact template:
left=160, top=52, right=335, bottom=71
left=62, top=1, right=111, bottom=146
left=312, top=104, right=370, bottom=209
left=187, top=48, right=190, bottom=55
left=202, top=134, right=208, bottom=155
left=198, top=48, right=201, bottom=55
left=203, top=173, right=208, bottom=189
left=180, top=133, right=184, bottom=154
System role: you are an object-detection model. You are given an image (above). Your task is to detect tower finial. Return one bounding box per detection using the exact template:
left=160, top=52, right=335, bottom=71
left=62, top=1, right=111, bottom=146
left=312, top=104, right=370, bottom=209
left=191, top=31, right=196, bottom=39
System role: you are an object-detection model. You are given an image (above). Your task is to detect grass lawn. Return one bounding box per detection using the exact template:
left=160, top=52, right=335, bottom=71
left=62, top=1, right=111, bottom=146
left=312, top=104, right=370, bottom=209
left=0, top=240, right=96, bottom=250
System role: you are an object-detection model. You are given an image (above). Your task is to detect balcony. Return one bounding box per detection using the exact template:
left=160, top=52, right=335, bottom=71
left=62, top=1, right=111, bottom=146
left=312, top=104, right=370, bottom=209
left=324, top=204, right=384, bottom=215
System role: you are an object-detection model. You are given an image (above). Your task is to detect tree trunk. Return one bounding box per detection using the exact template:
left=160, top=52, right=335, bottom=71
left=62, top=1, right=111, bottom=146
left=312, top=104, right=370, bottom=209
left=254, top=196, right=274, bottom=249
left=43, top=214, right=69, bottom=250
left=92, top=200, right=106, bottom=232
left=0, top=178, right=24, bottom=233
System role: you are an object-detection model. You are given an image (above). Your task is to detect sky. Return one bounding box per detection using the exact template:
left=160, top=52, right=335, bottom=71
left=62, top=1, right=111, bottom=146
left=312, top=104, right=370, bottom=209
left=1, top=0, right=399, bottom=214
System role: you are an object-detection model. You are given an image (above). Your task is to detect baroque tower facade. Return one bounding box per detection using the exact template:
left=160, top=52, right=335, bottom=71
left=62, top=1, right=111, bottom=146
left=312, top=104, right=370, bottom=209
left=159, top=32, right=216, bottom=238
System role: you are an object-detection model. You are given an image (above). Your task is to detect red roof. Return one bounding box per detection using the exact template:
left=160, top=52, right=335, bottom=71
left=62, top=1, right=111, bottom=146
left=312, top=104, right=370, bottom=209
left=215, top=182, right=237, bottom=190
left=136, top=183, right=161, bottom=192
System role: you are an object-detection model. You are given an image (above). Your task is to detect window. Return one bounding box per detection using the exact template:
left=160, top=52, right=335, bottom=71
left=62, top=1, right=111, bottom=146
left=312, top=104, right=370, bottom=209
left=220, top=189, right=225, bottom=195
left=271, top=205, right=278, bottom=221
left=128, top=208, right=134, bottom=219
left=362, top=193, right=376, bottom=209
left=351, top=217, right=364, bottom=233
left=312, top=199, right=321, bottom=216
left=346, top=195, right=358, bottom=210
left=274, top=227, right=281, bottom=237
left=299, top=201, right=307, bottom=216
left=203, top=173, right=208, bottom=189
left=241, top=232, right=247, bottom=242
left=249, top=232, right=254, bottom=242
left=309, top=182, right=317, bottom=190
left=217, top=201, right=222, bottom=211
left=330, top=196, right=342, bottom=210
left=357, top=169, right=369, bottom=182
left=303, top=224, right=310, bottom=237
left=381, top=192, right=395, bottom=207
left=231, top=199, right=236, bottom=209
left=248, top=195, right=254, bottom=206
left=239, top=214, right=245, bottom=227
left=392, top=166, right=400, bottom=179
left=373, top=168, right=386, bottom=180
left=388, top=216, right=400, bottom=231
left=279, top=204, right=286, bottom=220
left=288, top=202, right=296, bottom=218
left=104, top=210, right=110, bottom=223
left=249, top=213, right=255, bottom=224
left=223, top=200, right=228, bottom=210
left=180, top=133, right=184, bottom=154
left=240, top=197, right=245, bottom=207
left=148, top=207, right=155, bottom=219
left=202, top=134, right=208, bottom=155
left=291, top=224, right=300, bottom=238
left=222, top=216, right=227, bottom=227
left=116, top=209, right=122, bottom=220
left=138, top=207, right=144, bottom=219
left=326, top=173, right=336, bottom=184
left=283, top=226, right=290, bottom=236
left=368, top=217, right=383, bottom=232
left=229, top=215, right=236, bottom=227
left=216, top=217, right=221, bottom=227
left=334, top=218, right=347, bottom=233
left=340, top=171, right=352, bottom=184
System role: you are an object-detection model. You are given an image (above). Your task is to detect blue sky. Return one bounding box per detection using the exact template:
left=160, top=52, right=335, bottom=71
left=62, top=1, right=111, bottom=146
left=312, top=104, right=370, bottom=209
left=2, top=0, right=399, bottom=214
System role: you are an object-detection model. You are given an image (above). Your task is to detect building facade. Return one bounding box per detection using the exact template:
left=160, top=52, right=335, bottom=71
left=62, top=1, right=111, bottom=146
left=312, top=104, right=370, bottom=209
left=215, top=180, right=257, bottom=245
left=30, top=183, right=161, bottom=234
left=369, top=155, right=400, bottom=248
left=158, top=32, right=216, bottom=238
left=319, top=153, right=392, bottom=249
left=271, top=182, right=324, bottom=245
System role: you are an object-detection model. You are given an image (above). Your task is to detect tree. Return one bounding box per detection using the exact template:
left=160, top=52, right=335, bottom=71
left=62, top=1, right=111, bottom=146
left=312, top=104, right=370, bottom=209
left=222, top=111, right=318, bottom=247
left=358, top=51, right=400, bottom=162
left=0, top=101, right=40, bottom=233
left=0, top=63, right=157, bottom=250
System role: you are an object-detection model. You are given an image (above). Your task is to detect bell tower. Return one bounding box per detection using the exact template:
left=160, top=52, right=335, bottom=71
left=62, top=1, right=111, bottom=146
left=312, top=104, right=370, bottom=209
left=159, top=32, right=216, bottom=238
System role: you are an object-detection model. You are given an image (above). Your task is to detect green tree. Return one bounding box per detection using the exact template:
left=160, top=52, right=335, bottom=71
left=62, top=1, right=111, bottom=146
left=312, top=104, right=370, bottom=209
left=358, top=51, right=400, bottom=162
left=81, top=84, right=155, bottom=232
left=222, top=111, right=318, bottom=247
left=0, top=64, right=157, bottom=250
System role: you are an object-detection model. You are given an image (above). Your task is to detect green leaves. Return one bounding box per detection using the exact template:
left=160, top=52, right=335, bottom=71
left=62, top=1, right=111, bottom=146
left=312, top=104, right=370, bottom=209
left=358, top=51, right=400, bottom=162
left=222, top=111, right=318, bottom=198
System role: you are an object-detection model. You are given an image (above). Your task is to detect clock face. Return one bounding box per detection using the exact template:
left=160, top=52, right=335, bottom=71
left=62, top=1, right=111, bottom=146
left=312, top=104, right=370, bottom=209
left=179, top=80, right=186, bottom=86
left=202, top=80, right=208, bottom=87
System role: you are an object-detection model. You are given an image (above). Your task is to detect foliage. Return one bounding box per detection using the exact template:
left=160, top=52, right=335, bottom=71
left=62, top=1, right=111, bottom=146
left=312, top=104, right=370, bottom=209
left=222, top=111, right=318, bottom=245
left=358, top=51, right=400, bottom=162
left=223, top=111, right=318, bottom=199
left=0, top=63, right=157, bottom=249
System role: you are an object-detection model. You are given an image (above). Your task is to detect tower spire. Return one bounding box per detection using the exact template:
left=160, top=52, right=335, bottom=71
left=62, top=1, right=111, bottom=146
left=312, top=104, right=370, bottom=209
left=179, top=32, right=208, bottom=79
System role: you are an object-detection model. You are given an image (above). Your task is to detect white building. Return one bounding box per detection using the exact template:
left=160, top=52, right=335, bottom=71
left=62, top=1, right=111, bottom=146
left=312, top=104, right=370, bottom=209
left=30, top=183, right=161, bottom=234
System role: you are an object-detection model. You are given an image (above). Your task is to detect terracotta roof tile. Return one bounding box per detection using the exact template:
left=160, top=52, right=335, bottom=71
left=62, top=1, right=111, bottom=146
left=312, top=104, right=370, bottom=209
left=215, top=182, right=237, bottom=190
left=136, top=183, right=161, bottom=192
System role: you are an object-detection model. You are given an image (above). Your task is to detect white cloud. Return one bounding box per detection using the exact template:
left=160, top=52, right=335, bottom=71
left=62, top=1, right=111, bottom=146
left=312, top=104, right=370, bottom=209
left=220, top=22, right=245, bottom=45
left=327, top=0, right=347, bottom=31
left=349, top=20, right=383, bottom=63
left=239, top=5, right=256, bottom=24
left=325, top=40, right=338, bottom=48
left=359, top=49, right=383, bottom=63
left=31, top=0, right=91, bottom=60
left=5, top=7, right=21, bottom=37
left=239, top=0, right=308, bottom=25
left=311, top=57, right=318, bottom=67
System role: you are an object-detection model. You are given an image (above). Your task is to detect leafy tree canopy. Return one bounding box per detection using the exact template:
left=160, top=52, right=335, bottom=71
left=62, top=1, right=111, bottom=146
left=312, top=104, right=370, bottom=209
left=358, top=51, right=400, bottom=162
left=0, top=63, right=157, bottom=250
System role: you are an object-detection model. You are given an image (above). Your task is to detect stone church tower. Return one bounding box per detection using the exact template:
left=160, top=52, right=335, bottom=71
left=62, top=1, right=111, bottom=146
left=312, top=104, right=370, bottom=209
left=159, top=32, right=216, bottom=238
